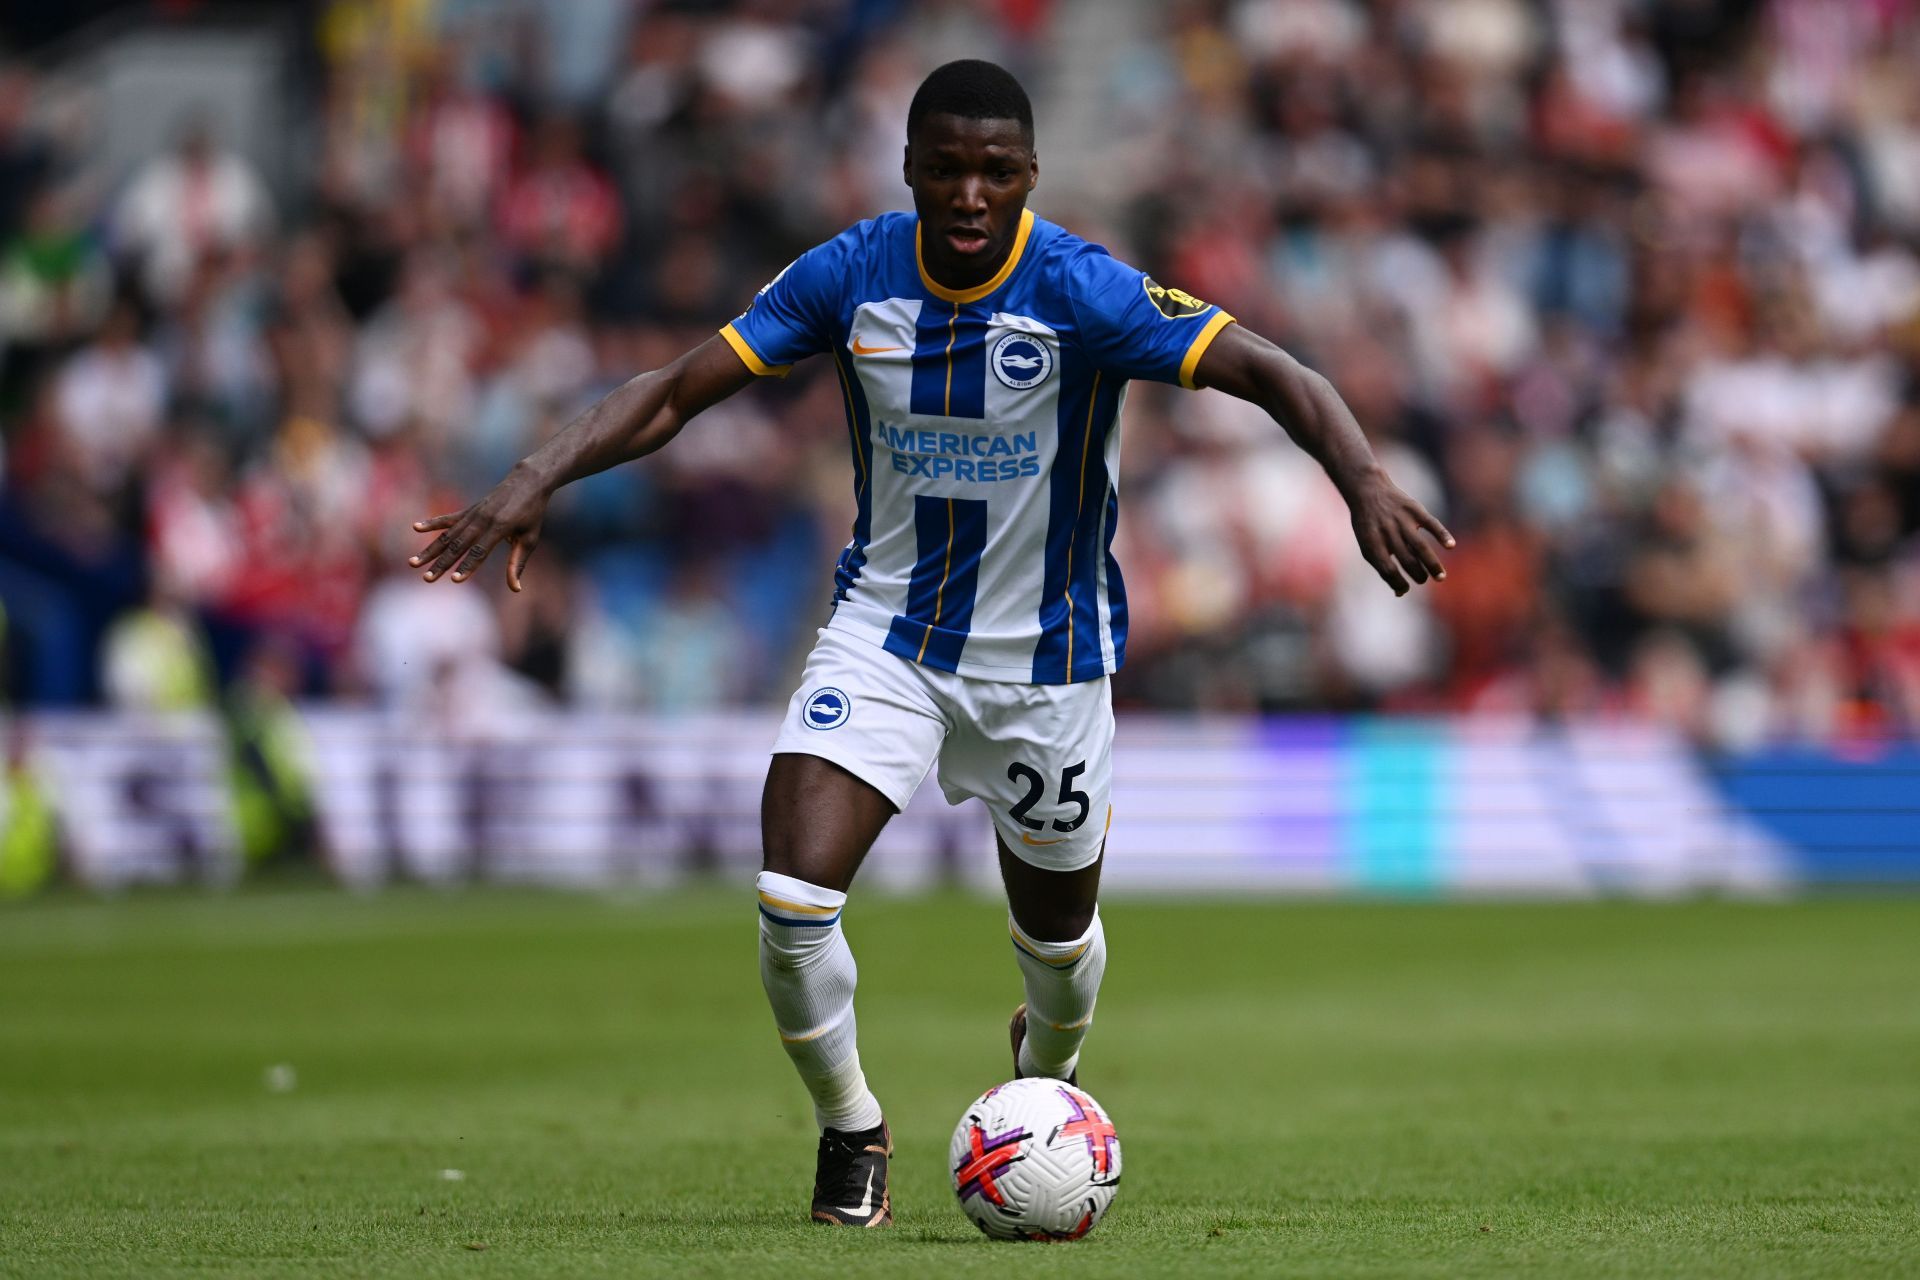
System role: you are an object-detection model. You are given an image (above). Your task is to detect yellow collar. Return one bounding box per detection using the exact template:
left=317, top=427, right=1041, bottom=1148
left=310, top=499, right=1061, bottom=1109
left=916, top=208, right=1035, bottom=304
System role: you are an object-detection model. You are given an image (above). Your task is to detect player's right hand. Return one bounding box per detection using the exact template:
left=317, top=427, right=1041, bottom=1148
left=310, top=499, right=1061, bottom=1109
left=409, top=464, right=550, bottom=592
left=1345, top=470, right=1454, bottom=597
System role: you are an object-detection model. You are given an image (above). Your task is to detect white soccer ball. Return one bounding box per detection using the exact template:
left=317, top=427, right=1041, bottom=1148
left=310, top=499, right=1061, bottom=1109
left=949, top=1078, right=1122, bottom=1241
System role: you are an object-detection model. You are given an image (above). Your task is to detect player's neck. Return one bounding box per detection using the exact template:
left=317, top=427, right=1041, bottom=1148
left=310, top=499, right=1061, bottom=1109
left=922, top=242, right=1011, bottom=292
left=916, top=208, right=1032, bottom=297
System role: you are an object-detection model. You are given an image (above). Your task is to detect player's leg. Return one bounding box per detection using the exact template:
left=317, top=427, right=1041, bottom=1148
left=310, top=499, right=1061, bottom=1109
left=758, top=751, right=893, bottom=1135
left=758, top=755, right=896, bottom=1226
left=759, top=631, right=948, bottom=1226
left=762, top=751, right=893, bottom=891
left=1000, top=835, right=1107, bottom=1082
left=935, top=675, right=1114, bottom=1083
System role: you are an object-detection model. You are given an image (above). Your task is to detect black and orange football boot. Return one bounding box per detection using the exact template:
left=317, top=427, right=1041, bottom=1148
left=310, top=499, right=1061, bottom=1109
left=809, top=1120, right=892, bottom=1227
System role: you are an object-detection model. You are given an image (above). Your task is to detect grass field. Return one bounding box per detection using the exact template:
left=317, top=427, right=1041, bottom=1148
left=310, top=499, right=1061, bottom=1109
left=1, top=889, right=1916, bottom=1278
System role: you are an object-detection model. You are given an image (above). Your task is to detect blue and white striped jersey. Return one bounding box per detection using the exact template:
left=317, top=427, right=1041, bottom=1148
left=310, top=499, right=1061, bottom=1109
left=721, top=209, right=1234, bottom=685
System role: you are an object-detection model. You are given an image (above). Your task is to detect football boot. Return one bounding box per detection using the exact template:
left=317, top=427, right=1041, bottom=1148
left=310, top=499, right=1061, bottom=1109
left=810, top=1119, right=892, bottom=1227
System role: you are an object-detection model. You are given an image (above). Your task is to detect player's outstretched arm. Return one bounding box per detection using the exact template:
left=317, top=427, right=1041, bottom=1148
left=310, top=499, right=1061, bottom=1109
left=409, top=335, right=756, bottom=590
left=1192, top=323, right=1455, bottom=595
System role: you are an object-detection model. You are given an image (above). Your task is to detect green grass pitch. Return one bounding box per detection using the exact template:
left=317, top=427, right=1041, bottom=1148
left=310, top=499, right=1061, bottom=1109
left=2, top=889, right=1916, bottom=1278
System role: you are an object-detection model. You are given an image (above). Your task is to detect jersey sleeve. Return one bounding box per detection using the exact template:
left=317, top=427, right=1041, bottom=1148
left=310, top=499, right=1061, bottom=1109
left=719, top=234, right=849, bottom=376
left=1065, top=246, right=1235, bottom=389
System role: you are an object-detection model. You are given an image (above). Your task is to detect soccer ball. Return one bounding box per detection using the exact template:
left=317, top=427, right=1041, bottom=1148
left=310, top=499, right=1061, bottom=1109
left=949, top=1078, right=1122, bottom=1241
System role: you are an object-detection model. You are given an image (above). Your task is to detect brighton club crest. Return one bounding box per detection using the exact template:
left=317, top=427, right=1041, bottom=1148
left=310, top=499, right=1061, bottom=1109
left=803, top=687, right=851, bottom=730
left=991, top=332, right=1053, bottom=389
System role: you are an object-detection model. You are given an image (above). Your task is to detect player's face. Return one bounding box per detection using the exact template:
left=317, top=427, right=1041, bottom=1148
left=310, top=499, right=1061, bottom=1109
left=905, top=114, right=1037, bottom=285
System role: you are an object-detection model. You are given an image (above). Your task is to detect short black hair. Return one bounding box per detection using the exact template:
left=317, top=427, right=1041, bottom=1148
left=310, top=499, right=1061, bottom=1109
left=906, top=59, right=1034, bottom=148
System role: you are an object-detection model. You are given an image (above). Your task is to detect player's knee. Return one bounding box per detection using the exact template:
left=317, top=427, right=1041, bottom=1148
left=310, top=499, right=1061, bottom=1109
left=1002, top=843, right=1102, bottom=941
left=760, top=831, right=853, bottom=891
left=759, top=806, right=826, bottom=882
left=1009, top=898, right=1097, bottom=943
left=759, top=755, right=889, bottom=891
left=759, top=832, right=801, bottom=880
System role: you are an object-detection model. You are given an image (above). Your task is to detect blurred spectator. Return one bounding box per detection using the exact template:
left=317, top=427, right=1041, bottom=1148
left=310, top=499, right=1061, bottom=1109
left=101, top=584, right=215, bottom=713
left=349, top=249, right=482, bottom=443
left=0, top=63, right=51, bottom=244
left=0, top=188, right=112, bottom=367
left=619, top=555, right=750, bottom=713
left=114, top=116, right=272, bottom=308
left=52, top=296, right=165, bottom=497
left=222, top=639, right=320, bottom=868
left=409, top=51, right=516, bottom=229
left=354, top=568, right=538, bottom=719
left=0, top=721, right=60, bottom=899
left=495, top=114, right=619, bottom=281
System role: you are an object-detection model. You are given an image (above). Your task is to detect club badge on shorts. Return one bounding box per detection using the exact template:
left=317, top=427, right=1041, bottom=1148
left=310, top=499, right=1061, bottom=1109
left=804, top=687, right=851, bottom=730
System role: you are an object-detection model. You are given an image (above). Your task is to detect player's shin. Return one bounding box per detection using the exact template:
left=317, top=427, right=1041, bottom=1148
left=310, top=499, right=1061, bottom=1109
left=1008, top=910, right=1106, bottom=1081
left=756, top=871, right=884, bottom=1133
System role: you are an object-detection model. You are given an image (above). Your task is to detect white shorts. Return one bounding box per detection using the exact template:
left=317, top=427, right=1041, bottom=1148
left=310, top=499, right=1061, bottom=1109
left=771, top=627, right=1113, bottom=872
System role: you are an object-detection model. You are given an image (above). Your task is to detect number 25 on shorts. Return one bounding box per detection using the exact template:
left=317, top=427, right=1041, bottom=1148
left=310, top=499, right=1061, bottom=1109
left=1008, top=760, right=1090, bottom=845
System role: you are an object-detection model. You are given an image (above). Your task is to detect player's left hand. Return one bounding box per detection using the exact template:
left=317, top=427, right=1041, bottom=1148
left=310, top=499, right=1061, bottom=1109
left=1346, top=471, right=1455, bottom=596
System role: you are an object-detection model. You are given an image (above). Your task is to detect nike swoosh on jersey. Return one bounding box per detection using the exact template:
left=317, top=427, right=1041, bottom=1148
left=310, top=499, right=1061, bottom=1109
left=835, top=1166, right=877, bottom=1217
left=850, top=339, right=903, bottom=355
left=1021, top=833, right=1065, bottom=846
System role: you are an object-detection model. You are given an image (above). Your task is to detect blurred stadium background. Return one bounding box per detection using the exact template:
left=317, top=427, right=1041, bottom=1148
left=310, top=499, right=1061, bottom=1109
left=3, top=0, right=1920, bottom=897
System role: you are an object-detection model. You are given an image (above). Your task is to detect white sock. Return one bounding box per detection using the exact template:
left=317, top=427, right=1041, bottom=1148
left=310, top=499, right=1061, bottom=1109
left=757, top=871, right=883, bottom=1133
left=1010, top=910, right=1107, bottom=1081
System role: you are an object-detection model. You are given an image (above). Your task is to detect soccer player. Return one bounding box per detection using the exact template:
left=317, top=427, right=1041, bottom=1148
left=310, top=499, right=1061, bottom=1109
left=410, top=59, right=1452, bottom=1227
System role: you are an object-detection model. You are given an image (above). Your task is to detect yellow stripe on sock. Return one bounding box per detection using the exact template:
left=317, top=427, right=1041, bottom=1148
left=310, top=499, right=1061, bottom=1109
left=759, top=892, right=841, bottom=917
left=1009, top=924, right=1092, bottom=969
left=778, top=1023, right=834, bottom=1044
left=1045, top=1011, right=1095, bottom=1032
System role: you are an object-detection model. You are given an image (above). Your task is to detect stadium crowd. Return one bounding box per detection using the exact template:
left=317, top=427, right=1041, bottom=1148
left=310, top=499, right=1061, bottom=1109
left=2, top=0, right=1919, bottom=748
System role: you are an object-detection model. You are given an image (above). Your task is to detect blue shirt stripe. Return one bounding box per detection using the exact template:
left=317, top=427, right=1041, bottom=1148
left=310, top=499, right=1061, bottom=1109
left=883, top=495, right=989, bottom=673
left=1032, top=351, right=1120, bottom=682
left=1103, top=485, right=1129, bottom=668
left=909, top=301, right=989, bottom=419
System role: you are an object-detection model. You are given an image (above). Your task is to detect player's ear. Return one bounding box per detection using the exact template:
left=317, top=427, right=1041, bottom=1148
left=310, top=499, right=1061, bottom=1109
left=1028, top=151, right=1038, bottom=192
left=902, top=143, right=913, bottom=188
